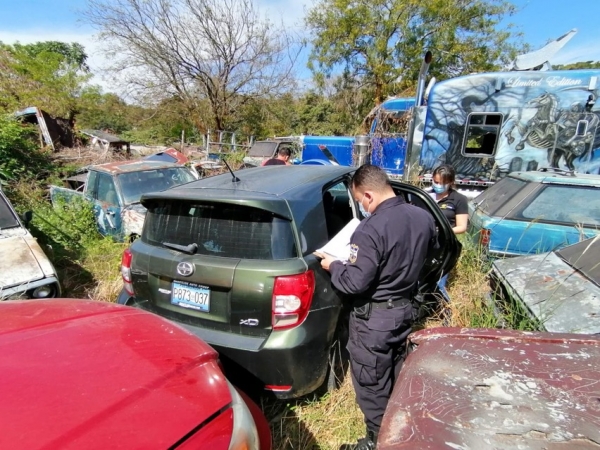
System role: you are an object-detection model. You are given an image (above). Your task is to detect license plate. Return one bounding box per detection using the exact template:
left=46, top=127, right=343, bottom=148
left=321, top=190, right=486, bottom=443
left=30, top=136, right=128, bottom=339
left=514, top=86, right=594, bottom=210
left=171, top=281, right=210, bottom=312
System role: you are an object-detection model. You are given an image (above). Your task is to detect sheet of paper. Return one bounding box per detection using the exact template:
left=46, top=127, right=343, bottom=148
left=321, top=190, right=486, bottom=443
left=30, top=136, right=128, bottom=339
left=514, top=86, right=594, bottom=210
left=316, top=218, right=360, bottom=262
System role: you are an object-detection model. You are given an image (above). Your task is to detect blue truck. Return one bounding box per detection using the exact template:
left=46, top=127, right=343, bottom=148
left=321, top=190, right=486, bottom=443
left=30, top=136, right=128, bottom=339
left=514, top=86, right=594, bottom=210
left=298, top=58, right=600, bottom=194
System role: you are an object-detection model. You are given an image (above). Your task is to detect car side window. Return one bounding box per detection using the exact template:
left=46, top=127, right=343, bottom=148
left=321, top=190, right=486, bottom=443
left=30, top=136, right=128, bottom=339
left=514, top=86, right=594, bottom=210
left=322, top=182, right=353, bottom=239
left=96, top=173, right=119, bottom=206
left=517, top=185, right=600, bottom=225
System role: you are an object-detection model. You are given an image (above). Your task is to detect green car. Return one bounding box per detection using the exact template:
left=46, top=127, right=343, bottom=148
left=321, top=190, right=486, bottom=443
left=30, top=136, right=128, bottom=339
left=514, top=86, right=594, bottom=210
left=118, top=166, right=461, bottom=398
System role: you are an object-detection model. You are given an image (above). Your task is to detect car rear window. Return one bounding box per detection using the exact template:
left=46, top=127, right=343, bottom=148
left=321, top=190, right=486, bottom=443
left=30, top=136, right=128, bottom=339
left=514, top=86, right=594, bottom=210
left=556, top=237, right=600, bottom=286
left=143, top=201, right=298, bottom=260
left=517, top=185, right=600, bottom=226
left=472, top=176, right=527, bottom=215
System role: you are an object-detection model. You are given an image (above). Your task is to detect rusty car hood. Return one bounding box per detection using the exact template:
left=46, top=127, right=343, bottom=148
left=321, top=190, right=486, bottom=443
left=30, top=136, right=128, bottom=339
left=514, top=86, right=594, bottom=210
left=0, top=232, right=53, bottom=290
left=379, top=328, right=600, bottom=450
left=492, top=250, right=600, bottom=334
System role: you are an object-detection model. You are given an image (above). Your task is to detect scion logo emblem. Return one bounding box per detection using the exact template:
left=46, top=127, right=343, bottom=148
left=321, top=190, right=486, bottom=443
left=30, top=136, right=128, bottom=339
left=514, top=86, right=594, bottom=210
left=176, top=262, right=194, bottom=277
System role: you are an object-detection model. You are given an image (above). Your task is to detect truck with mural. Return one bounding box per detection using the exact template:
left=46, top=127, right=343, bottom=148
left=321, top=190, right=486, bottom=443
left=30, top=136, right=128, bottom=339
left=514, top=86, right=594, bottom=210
left=297, top=38, right=600, bottom=193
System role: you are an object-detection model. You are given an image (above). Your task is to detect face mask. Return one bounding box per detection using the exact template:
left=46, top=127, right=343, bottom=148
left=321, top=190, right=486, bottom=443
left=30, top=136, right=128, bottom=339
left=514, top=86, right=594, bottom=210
left=358, top=194, right=371, bottom=218
left=432, top=182, right=449, bottom=194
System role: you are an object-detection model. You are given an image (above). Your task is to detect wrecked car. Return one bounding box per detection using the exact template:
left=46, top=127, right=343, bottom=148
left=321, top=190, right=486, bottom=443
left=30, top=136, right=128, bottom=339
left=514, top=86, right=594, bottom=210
left=0, top=188, right=61, bottom=300
left=50, top=160, right=196, bottom=241
left=491, top=236, right=600, bottom=334
left=469, top=169, right=600, bottom=258
left=378, top=327, right=600, bottom=450
left=242, top=139, right=299, bottom=167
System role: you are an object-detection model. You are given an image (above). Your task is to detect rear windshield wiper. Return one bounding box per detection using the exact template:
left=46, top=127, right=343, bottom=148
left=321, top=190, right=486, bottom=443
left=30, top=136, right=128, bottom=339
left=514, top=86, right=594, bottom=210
left=162, top=242, right=198, bottom=255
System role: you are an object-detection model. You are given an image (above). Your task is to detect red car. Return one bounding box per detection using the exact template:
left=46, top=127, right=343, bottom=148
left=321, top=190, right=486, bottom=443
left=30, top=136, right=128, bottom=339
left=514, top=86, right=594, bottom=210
left=0, top=299, right=271, bottom=450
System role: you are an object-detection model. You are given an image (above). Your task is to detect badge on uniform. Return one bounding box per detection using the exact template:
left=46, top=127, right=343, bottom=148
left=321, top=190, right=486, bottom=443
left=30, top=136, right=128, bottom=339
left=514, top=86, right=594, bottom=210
left=349, top=244, right=359, bottom=263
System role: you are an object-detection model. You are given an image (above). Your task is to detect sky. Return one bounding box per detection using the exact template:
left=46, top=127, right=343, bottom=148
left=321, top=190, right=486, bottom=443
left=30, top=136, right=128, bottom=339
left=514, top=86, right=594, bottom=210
left=1, top=0, right=599, bottom=92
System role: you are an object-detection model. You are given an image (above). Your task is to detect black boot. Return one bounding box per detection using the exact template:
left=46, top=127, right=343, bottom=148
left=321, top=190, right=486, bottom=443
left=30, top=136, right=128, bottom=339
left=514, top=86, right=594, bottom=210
left=352, top=428, right=378, bottom=450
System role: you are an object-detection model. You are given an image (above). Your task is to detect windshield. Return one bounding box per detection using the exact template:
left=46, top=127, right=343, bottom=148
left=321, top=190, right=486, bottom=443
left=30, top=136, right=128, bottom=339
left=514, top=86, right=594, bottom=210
left=143, top=201, right=298, bottom=260
left=117, top=167, right=196, bottom=205
left=0, top=194, right=20, bottom=230
left=248, top=141, right=278, bottom=157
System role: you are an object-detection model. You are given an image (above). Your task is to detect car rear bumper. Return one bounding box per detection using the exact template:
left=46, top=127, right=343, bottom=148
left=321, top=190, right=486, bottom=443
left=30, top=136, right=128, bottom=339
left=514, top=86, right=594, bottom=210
left=120, top=291, right=339, bottom=399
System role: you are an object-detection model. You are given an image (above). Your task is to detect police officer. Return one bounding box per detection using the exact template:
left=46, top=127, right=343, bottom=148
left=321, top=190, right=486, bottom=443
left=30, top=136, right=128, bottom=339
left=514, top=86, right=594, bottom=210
left=317, top=164, right=437, bottom=450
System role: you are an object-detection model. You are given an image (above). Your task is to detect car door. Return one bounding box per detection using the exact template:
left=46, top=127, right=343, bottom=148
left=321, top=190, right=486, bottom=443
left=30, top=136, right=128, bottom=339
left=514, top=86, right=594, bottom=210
left=389, top=181, right=462, bottom=293
left=94, top=172, right=123, bottom=238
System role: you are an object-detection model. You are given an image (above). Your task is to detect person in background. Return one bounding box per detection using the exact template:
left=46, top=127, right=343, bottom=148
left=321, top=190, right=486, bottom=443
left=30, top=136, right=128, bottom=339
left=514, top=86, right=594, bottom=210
left=262, top=147, right=292, bottom=166
left=430, top=164, right=468, bottom=299
left=317, top=165, right=437, bottom=450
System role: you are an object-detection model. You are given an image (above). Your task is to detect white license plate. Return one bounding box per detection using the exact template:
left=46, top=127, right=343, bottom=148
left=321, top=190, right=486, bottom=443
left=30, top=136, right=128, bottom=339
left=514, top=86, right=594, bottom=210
left=171, top=281, right=210, bottom=312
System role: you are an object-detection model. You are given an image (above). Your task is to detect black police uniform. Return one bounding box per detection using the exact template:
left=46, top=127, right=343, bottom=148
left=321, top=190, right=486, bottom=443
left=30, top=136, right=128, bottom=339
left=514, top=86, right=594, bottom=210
left=329, top=195, right=436, bottom=435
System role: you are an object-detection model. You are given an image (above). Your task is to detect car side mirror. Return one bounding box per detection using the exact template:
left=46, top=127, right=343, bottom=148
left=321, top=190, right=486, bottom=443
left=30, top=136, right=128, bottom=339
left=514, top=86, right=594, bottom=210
left=21, top=210, right=33, bottom=227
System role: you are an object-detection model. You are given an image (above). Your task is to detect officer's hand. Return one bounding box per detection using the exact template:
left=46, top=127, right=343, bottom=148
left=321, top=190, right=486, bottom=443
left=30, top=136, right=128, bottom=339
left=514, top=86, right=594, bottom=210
left=314, top=251, right=336, bottom=271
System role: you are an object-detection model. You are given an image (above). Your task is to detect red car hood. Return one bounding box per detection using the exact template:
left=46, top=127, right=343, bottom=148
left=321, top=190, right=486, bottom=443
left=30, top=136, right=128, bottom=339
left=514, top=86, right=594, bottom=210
left=0, top=299, right=231, bottom=449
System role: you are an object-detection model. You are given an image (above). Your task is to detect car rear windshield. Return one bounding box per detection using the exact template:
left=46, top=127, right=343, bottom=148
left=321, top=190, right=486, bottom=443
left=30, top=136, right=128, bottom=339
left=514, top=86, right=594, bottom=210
left=517, top=185, right=600, bottom=226
left=472, top=176, right=527, bottom=215
left=143, top=201, right=298, bottom=260
left=556, top=237, right=600, bottom=286
left=117, top=167, right=196, bottom=204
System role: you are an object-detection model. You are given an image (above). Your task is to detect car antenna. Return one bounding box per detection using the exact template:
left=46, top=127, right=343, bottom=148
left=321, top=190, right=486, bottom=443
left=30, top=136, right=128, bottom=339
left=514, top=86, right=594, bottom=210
left=221, top=156, right=240, bottom=182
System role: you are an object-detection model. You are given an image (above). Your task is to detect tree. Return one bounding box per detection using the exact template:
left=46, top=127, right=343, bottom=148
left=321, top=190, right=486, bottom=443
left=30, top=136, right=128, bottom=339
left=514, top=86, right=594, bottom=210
left=306, top=0, right=523, bottom=105
left=83, top=0, right=301, bottom=132
left=554, top=61, right=600, bottom=70
left=0, top=41, right=92, bottom=119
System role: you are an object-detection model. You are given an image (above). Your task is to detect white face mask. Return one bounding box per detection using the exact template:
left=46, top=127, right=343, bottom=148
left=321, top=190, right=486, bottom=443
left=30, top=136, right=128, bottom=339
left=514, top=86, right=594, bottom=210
left=358, top=194, right=371, bottom=218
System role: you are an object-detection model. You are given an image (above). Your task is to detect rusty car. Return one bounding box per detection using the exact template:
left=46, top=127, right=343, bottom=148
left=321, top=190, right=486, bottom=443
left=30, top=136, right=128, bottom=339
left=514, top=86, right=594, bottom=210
left=491, top=236, right=600, bottom=334
left=379, top=327, right=600, bottom=450
left=50, top=159, right=196, bottom=241
left=1, top=187, right=61, bottom=300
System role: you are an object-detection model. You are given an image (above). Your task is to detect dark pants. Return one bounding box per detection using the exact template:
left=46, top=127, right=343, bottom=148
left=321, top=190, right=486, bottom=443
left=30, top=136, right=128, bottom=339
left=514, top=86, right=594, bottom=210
left=347, top=303, right=413, bottom=433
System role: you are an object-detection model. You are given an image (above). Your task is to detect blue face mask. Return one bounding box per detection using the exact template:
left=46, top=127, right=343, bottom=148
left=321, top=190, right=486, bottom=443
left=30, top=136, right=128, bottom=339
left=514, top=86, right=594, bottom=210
left=359, top=194, right=371, bottom=218
left=432, top=182, right=449, bottom=194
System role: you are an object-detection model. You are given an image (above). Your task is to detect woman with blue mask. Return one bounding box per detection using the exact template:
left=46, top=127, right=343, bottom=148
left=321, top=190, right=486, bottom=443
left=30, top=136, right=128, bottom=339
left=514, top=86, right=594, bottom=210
left=429, top=164, right=468, bottom=301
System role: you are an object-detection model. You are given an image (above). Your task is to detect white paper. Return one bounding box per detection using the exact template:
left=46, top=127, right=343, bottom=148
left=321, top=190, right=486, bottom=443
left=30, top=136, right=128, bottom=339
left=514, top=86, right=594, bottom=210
left=316, top=218, right=360, bottom=262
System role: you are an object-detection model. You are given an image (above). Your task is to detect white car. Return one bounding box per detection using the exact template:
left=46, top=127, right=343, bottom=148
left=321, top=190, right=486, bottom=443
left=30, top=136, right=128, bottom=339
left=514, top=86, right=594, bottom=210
left=0, top=188, right=60, bottom=300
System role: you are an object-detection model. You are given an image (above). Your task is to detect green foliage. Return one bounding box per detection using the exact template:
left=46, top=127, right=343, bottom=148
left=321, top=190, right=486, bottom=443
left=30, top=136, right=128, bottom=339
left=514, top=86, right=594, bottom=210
left=0, top=115, right=54, bottom=182
left=553, top=60, right=600, bottom=70
left=306, top=0, right=523, bottom=104
left=0, top=40, right=93, bottom=118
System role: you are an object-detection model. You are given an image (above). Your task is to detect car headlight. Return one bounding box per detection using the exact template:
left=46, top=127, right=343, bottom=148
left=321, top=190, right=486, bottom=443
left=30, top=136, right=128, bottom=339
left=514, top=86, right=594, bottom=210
left=32, top=285, right=54, bottom=298
left=227, top=381, right=260, bottom=450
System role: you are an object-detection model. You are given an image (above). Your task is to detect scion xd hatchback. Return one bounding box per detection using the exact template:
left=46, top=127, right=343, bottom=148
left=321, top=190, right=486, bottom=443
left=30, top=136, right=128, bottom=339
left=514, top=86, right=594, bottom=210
left=118, top=166, right=461, bottom=398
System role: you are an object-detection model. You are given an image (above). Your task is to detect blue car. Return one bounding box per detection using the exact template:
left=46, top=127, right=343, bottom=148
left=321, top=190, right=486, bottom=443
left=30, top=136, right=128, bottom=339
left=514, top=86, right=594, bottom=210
left=469, top=169, right=600, bottom=257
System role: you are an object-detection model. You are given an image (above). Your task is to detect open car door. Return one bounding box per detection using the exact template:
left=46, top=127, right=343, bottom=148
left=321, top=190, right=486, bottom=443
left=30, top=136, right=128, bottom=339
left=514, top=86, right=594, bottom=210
left=389, top=181, right=462, bottom=295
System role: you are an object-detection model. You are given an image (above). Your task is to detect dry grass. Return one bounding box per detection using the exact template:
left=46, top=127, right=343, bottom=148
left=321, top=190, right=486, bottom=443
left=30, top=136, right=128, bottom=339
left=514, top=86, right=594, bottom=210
left=267, top=376, right=364, bottom=450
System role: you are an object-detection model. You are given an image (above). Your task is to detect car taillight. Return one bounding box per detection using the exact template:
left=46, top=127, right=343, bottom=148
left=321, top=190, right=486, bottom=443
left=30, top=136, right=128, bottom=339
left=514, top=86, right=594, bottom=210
left=121, top=248, right=135, bottom=296
left=272, top=271, right=315, bottom=330
left=479, top=228, right=491, bottom=247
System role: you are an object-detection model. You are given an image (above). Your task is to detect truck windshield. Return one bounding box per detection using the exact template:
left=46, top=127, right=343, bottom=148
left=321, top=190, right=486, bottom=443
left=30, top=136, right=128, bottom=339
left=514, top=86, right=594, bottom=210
left=117, top=167, right=196, bottom=205
left=0, top=194, right=20, bottom=230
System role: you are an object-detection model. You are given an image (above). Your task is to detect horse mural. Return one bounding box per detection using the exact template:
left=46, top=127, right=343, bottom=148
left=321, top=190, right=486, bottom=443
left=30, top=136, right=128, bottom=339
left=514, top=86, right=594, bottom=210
left=505, top=92, right=599, bottom=170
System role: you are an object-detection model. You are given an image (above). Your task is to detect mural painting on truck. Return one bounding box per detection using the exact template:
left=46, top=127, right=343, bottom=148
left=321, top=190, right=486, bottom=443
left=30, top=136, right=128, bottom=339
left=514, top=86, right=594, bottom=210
left=420, top=70, right=600, bottom=181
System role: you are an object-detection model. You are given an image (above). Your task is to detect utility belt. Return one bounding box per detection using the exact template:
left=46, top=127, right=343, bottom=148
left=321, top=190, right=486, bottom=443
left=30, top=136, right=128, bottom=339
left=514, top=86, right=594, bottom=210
left=353, top=297, right=412, bottom=320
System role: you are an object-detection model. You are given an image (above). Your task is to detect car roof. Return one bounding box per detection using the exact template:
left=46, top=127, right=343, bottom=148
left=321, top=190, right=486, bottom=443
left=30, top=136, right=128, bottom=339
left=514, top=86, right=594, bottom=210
left=510, top=170, right=600, bottom=186
left=0, top=299, right=231, bottom=448
left=91, top=159, right=183, bottom=175
left=145, top=165, right=355, bottom=199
